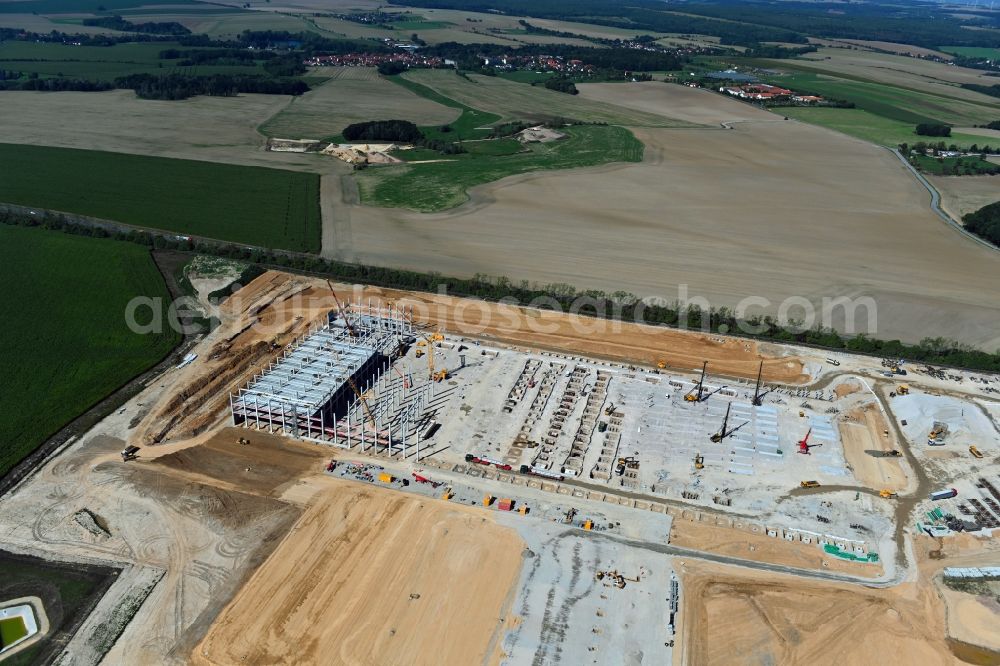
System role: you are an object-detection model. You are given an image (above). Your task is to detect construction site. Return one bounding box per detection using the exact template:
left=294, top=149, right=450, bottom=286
left=2, top=270, right=1000, bottom=665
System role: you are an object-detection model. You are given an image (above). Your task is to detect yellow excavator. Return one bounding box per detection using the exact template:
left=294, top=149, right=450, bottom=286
left=879, top=489, right=898, bottom=499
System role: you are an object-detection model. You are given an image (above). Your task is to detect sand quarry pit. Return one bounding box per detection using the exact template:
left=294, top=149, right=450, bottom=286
left=838, top=404, right=907, bottom=492
left=340, top=83, right=1000, bottom=350
left=193, top=481, right=524, bottom=666
left=677, top=559, right=955, bottom=666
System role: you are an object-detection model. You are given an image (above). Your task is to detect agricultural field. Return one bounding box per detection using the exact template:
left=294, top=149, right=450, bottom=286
left=0, top=143, right=321, bottom=251
left=355, top=124, right=643, bottom=211
left=765, top=70, right=1000, bottom=127
left=0, top=90, right=324, bottom=169
left=259, top=67, right=460, bottom=140
left=0, top=40, right=268, bottom=81
left=401, top=69, right=699, bottom=127
left=761, top=48, right=1000, bottom=104
left=0, top=224, right=178, bottom=477
left=778, top=107, right=989, bottom=148
left=929, top=173, right=1000, bottom=221
left=344, top=83, right=1000, bottom=349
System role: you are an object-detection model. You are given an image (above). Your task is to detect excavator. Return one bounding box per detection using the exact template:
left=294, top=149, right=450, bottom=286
left=684, top=362, right=708, bottom=403
left=879, top=489, right=898, bottom=499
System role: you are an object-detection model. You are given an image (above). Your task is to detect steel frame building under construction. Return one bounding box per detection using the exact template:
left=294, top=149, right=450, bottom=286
left=230, top=301, right=434, bottom=459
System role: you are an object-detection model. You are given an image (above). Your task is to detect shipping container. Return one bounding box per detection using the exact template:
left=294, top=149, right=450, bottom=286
left=497, top=499, right=514, bottom=511
left=930, top=488, right=957, bottom=501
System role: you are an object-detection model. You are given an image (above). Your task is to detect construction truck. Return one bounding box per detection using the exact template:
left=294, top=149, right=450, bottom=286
left=970, top=445, right=984, bottom=459
left=800, top=480, right=820, bottom=488
left=694, top=453, right=704, bottom=470
left=657, top=360, right=667, bottom=369
left=879, top=489, right=898, bottom=499
left=897, top=385, right=910, bottom=395
left=120, top=445, right=140, bottom=462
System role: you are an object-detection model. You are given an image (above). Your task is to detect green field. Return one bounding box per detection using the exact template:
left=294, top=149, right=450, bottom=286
left=356, top=124, right=643, bottom=211
left=765, top=71, right=1000, bottom=127
left=911, top=154, right=1000, bottom=176
left=391, top=19, right=453, bottom=30
left=0, top=144, right=321, bottom=251
left=388, top=74, right=500, bottom=141
left=939, top=46, right=1000, bottom=59
left=779, top=107, right=989, bottom=147
left=0, top=41, right=267, bottom=82
left=0, top=224, right=179, bottom=477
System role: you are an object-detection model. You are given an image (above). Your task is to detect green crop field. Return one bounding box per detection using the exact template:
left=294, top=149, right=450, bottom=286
left=0, top=224, right=179, bottom=477
left=939, top=46, right=1000, bottom=59
left=765, top=71, right=1000, bottom=127
left=0, top=41, right=267, bottom=82
left=388, top=74, right=500, bottom=141
left=779, top=107, right=989, bottom=148
left=355, top=125, right=643, bottom=211
left=0, top=144, right=321, bottom=251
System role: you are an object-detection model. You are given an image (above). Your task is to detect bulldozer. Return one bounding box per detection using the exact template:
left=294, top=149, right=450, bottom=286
left=879, top=489, right=898, bottom=499
left=694, top=453, right=704, bottom=470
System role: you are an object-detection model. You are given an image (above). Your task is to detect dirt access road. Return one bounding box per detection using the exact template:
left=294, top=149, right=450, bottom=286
left=333, top=83, right=1000, bottom=351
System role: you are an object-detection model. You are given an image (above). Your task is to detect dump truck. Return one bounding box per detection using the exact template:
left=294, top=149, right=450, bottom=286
left=120, top=445, right=140, bottom=462
left=930, top=488, right=958, bottom=501
left=800, top=480, right=820, bottom=488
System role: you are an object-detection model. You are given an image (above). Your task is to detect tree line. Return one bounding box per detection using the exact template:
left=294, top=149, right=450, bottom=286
left=963, top=202, right=1000, bottom=247
left=81, top=15, right=190, bottom=35
left=114, top=73, right=308, bottom=100
left=3, top=207, right=998, bottom=372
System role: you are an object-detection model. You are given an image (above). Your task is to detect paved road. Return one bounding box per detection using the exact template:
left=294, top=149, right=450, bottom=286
left=889, top=147, right=998, bottom=253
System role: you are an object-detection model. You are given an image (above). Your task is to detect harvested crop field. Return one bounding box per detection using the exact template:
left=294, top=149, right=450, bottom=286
left=0, top=90, right=326, bottom=170
left=193, top=481, right=524, bottom=666
left=335, top=84, right=1000, bottom=350
left=677, top=559, right=957, bottom=666
left=929, top=173, right=1000, bottom=221
left=259, top=67, right=460, bottom=140
left=401, top=69, right=697, bottom=126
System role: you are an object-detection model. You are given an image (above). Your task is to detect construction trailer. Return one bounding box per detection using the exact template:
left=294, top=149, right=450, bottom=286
left=230, top=301, right=433, bottom=459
